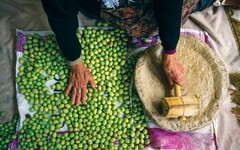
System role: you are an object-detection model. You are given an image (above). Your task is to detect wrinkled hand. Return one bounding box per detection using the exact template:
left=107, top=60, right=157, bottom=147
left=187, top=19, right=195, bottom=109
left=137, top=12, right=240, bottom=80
left=163, top=53, right=185, bottom=89
left=64, top=61, right=96, bottom=106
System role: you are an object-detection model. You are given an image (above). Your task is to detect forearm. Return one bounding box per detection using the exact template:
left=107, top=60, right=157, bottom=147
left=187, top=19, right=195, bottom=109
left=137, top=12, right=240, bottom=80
left=41, top=0, right=81, bottom=62
left=153, top=0, right=183, bottom=54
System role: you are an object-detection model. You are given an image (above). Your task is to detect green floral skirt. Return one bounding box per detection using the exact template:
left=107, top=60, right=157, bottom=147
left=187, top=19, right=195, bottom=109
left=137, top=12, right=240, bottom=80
left=100, top=0, right=200, bottom=37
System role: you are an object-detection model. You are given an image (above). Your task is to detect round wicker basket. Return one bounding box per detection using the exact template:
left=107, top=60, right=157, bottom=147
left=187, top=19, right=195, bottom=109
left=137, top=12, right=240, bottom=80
left=134, top=35, right=229, bottom=131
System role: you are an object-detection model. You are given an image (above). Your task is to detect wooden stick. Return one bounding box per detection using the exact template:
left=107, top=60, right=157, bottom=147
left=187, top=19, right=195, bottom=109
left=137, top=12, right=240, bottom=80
left=174, top=84, right=186, bottom=120
left=174, top=84, right=181, bottom=97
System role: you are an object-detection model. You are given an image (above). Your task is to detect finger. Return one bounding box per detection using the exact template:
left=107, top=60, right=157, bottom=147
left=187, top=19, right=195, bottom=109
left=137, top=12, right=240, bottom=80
left=75, top=90, right=82, bottom=106
left=178, top=77, right=185, bottom=87
left=175, top=80, right=183, bottom=87
left=81, top=87, right=87, bottom=104
left=181, top=66, right=185, bottom=74
left=64, top=82, right=73, bottom=97
left=168, top=77, right=174, bottom=90
left=76, top=80, right=81, bottom=88
left=71, top=88, right=77, bottom=105
left=89, top=77, right=97, bottom=90
left=175, top=74, right=184, bottom=87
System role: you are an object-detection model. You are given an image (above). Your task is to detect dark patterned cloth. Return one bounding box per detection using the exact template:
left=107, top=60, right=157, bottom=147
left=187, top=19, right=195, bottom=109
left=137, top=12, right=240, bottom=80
left=101, top=0, right=201, bottom=37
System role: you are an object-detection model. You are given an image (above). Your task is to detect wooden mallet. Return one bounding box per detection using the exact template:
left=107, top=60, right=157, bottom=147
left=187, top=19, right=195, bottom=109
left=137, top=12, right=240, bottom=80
left=159, top=84, right=200, bottom=121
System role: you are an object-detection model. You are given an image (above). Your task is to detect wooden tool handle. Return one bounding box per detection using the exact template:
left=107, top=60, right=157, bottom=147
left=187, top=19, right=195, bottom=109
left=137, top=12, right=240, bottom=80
left=174, top=84, right=187, bottom=121
left=174, top=84, right=181, bottom=97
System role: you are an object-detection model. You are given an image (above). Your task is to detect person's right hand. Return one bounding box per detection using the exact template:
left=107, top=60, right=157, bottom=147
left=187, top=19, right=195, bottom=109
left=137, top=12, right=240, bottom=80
left=163, top=53, right=185, bottom=89
left=64, top=61, right=97, bottom=106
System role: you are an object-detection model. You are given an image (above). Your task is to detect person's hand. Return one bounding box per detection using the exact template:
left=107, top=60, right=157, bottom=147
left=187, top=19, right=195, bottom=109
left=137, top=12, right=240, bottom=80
left=64, top=61, right=96, bottom=106
left=163, top=53, right=184, bottom=89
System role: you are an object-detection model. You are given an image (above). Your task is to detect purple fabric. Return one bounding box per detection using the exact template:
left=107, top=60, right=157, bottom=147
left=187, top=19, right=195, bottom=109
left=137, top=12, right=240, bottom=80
left=17, top=31, right=27, bottom=52
left=8, top=139, right=20, bottom=150
left=180, top=32, right=212, bottom=48
left=136, top=36, right=159, bottom=48
left=145, top=128, right=217, bottom=150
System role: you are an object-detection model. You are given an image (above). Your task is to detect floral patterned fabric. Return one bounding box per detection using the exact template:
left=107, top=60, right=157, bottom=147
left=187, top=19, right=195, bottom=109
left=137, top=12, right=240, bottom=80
left=101, top=0, right=200, bottom=37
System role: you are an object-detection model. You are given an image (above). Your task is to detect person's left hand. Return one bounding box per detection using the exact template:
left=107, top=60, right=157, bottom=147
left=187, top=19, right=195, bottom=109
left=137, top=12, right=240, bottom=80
left=64, top=61, right=97, bottom=106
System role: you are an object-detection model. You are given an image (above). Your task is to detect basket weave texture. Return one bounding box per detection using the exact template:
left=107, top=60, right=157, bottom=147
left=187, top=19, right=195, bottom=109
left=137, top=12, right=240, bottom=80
left=134, top=35, right=229, bottom=131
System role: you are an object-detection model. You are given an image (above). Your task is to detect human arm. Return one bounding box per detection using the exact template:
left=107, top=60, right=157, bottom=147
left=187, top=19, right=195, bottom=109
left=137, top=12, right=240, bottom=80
left=41, top=0, right=96, bottom=105
left=41, top=0, right=81, bottom=61
left=153, top=0, right=184, bottom=88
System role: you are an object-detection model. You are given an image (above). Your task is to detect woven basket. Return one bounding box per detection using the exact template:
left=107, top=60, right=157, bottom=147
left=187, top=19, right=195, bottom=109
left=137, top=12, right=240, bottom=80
left=134, top=35, right=229, bottom=131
